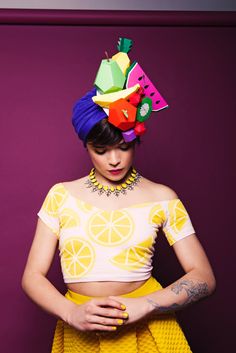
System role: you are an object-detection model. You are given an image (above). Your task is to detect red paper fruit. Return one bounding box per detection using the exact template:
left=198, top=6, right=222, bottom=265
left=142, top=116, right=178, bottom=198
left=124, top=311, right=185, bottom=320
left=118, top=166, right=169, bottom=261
left=108, top=98, right=137, bottom=131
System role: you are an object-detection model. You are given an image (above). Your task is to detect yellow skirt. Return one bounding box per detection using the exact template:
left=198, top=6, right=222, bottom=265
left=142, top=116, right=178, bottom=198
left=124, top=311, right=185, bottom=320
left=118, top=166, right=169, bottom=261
left=51, top=277, right=192, bottom=353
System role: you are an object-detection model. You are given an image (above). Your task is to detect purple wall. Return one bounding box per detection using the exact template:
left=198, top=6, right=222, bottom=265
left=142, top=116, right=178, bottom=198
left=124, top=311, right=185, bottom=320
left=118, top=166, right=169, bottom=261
left=1, top=13, right=235, bottom=353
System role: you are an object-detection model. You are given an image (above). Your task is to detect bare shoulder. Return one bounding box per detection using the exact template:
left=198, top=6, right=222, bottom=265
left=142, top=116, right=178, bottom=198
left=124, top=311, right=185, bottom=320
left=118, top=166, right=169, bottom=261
left=61, top=176, right=87, bottom=193
left=141, top=176, right=179, bottom=201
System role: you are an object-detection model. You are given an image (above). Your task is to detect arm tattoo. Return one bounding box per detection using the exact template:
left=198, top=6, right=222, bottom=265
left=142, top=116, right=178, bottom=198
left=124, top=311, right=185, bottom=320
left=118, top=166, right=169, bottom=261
left=147, top=279, right=209, bottom=314
left=147, top=300, right=181, bottom=313
left=171, top=280, right=209, bottom=304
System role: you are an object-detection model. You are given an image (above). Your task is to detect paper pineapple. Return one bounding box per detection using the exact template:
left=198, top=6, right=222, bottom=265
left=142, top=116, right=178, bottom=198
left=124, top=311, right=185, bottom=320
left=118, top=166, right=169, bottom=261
left=112, top=38, right=133, bottom=75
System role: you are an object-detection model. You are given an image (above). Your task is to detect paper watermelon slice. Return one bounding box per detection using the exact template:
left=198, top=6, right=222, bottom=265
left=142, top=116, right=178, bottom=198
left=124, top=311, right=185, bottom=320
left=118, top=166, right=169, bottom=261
left=126, top=61, right=168, bottom=112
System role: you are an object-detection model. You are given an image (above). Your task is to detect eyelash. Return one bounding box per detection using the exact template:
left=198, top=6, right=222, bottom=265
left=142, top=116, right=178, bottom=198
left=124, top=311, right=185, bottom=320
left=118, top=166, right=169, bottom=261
left=95, top=146, right=130, bottom=154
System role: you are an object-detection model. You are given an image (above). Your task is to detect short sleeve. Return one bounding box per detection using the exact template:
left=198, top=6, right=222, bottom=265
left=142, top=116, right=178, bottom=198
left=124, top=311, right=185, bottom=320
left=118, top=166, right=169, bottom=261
left=162, top=199, right=195, bottom=246
left=37, top=183, right=66, bottom=238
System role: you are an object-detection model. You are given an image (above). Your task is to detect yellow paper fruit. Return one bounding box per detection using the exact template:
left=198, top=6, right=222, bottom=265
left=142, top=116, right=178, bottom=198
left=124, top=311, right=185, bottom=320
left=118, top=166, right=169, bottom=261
left=92, top=84, right=140, bottom=108
left=112, top=52, right=130, bottom=75
left=112, top=37, right=133, bottom=75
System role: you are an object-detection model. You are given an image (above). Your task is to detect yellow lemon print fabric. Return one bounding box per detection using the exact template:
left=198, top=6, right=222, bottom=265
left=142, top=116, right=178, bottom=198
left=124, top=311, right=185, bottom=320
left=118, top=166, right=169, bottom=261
left=60, top=237, right=95, bottom=279
left=37, top=183, right=68, bottom=236
left=149, top=204, right=165, bottom=227
left=37, top=183, right=196, bottom=283
left=42, top=183, right=68, bottom=217
left=76, top=199, right=93, bottom=213
left=88, top=210, right=134, bottom=247
left=59, top=208, right=80, bottom=229
left=162, top=199, right=195, bottom=246
left=110, top=235, right=155, bottom=271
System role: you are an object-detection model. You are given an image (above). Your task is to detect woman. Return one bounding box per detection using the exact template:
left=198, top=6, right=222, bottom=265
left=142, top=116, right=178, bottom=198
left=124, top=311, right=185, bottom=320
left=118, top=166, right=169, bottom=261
left=22, top=40, right=216, bottom=352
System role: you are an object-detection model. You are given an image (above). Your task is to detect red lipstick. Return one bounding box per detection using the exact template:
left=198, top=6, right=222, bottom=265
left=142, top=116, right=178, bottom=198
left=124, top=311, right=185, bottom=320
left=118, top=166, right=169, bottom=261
left=108, top=169, right=123, bottom=175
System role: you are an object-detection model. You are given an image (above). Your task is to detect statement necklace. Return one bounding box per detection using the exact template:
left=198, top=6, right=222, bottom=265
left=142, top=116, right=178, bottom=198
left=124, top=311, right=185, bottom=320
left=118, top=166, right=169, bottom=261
left=85, top=167, right=141, bottom=197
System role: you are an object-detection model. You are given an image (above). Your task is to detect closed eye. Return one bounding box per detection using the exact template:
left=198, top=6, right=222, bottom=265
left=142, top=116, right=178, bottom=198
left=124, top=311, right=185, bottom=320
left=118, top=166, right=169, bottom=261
left=94, top=149, right=106, bottom=155
left=119, top=145, right=130, bottom=151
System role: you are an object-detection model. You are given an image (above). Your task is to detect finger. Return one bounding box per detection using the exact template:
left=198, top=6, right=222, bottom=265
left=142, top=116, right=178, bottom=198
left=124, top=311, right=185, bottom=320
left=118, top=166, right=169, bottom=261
left=88, top=315, right=124, bottom=327
left=89, top=323, right=118, bottom=332
left=93, top=306, right=129, bottom=320
left=108, top=296, right=126, bottom=310
left=92, top=297, right=125, bottom=310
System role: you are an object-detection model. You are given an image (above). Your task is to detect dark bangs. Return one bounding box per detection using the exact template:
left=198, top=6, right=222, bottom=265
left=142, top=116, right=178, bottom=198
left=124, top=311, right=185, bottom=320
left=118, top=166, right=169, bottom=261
left=86, top=118, right=124, bottom=146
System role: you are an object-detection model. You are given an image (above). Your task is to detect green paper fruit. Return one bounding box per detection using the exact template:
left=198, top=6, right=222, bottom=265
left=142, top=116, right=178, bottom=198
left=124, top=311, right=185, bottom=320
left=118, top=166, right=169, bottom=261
left=136, top=97, right=152, bottom=122
left=112, top=37, right=133, bottom=75
left=94, top=58, right=125, bottom=94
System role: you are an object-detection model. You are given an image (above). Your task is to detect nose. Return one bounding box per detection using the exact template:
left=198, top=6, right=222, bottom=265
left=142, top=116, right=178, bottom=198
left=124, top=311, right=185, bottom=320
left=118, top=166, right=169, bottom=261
left=107, top=149, right=121, bottom=167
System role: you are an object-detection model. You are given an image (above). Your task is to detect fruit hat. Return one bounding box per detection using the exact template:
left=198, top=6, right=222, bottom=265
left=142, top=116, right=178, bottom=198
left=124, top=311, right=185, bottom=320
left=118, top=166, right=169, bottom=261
left=72, top=88, right=107, bottom=142
left=72, top=37, right=168, bottom=143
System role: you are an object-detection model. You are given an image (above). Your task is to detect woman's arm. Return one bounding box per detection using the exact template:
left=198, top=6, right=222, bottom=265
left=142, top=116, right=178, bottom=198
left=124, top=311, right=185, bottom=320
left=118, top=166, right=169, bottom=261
left=21, top=219, right=72, bottom=320
left=145, top=233, right=216, bottom=314
left=110, top=233, right=216, bottom=322
left=144, top=186, right=216, bottom=313
left=22, top=219, right=127, bottom=332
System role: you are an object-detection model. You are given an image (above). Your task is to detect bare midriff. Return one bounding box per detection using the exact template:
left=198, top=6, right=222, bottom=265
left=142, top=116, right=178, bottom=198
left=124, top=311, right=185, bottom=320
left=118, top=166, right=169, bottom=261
left=67, top=279, right=148, bottom=297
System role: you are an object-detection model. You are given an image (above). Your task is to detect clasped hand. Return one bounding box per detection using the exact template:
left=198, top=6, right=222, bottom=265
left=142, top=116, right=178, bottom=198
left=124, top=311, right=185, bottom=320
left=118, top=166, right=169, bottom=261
left=66, top=295, right=150, bottom=332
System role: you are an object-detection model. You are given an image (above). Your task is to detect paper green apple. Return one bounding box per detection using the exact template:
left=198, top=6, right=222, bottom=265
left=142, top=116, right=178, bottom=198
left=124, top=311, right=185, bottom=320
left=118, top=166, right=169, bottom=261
left=94, top=58, right=125, bottom=94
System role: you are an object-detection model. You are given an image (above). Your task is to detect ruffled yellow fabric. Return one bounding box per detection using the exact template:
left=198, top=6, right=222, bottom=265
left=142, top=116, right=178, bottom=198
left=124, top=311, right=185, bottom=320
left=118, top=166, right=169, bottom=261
left=51, top=277, right=192, bottom=353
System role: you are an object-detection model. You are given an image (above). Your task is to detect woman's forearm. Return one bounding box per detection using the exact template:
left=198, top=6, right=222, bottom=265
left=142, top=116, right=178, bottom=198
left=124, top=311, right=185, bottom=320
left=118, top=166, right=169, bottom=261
left=145, top=269, right=216, bottom=314
left=21, top=271, right=74, bottom=322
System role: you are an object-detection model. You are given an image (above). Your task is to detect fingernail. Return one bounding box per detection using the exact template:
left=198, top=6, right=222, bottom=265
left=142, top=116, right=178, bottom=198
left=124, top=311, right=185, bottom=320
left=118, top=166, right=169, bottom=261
left=121, top=304, right=126, bottom=310
left=112, top=326, right=117, bottom=330
left=117, top=319, right=123, bottom=325
left=122, top=312, right=129, bottom=318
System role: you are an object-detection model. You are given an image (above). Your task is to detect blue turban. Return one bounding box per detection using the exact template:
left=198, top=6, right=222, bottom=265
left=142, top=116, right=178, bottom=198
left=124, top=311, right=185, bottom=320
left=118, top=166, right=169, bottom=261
left=72, top=87, right=107, bottom=143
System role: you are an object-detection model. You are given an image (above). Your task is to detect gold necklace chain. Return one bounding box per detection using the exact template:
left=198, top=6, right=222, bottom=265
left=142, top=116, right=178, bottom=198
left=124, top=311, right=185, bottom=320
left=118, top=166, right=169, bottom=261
left=85, top=167, right=141, bottom=197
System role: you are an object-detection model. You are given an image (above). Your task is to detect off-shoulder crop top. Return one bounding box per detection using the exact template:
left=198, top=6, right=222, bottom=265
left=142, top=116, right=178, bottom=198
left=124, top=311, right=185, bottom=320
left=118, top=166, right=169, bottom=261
left=37, top=183, right=196, bottom=283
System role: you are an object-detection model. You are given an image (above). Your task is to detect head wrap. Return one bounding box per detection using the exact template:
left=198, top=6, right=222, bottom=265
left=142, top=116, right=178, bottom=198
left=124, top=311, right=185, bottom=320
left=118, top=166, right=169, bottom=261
left=72, top=37, right=168, bottom=144
left=72, top=88, right=107, bottom=142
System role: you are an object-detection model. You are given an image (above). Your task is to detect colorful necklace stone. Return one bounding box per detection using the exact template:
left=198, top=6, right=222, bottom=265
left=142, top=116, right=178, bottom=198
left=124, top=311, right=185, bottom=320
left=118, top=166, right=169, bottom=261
left=85, top=167, right=141, bottom=197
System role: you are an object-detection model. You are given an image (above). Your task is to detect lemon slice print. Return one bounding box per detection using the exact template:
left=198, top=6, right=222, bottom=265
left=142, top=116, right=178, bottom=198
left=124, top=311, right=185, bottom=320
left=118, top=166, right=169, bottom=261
left=162, top=229, right=175, bottom=246
left=76, top=199, right=93, bottom=213
left=162, top=199, right=188, bottom=245
left=59, top=208, right=80, bottom=229
left=61, top=237, right=95, bottom=278
left=168, top=199, right=188, bottom=233
left=149, top=204, right=165, bottom=226
left=88, top=210, right=134, bottom=246
left=42, top=184, right=68, bottom=217
left=110, top=236, right=154, bottom=271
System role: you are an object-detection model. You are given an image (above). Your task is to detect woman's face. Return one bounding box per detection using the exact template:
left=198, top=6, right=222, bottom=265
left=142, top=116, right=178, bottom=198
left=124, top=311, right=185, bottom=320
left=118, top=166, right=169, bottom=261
left=86, top=139, right=136, bottom=182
